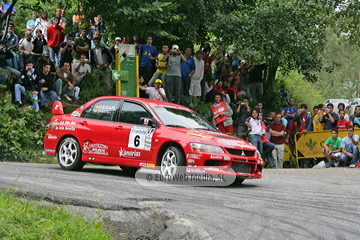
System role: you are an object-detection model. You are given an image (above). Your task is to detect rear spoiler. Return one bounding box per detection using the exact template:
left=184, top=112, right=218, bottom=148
left=52, top=101, right=64, bottom=115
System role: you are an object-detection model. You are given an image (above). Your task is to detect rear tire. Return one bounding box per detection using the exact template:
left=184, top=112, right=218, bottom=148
left=57, top=137, right=84, bottom=171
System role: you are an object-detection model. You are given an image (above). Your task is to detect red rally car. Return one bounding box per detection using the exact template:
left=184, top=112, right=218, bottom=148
left=44, top=96, right=263, bottom=183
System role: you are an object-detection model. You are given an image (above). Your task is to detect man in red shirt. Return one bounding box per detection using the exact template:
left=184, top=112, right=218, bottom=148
left=46, top=16, right=64, bottom=66
left=337, top=110, right=350, bottom=130
left=269, top=113, right=286, bottom=168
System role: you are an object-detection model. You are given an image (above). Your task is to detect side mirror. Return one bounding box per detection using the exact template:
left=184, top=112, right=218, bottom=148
left=52, top=101, right=64, bottom=115
left=139, top=117, right=154, bottom=127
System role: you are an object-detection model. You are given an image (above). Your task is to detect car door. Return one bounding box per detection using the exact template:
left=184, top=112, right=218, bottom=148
left=111, top=101, right=156, bottom=167
left=76, top=99, right=121, bottom=162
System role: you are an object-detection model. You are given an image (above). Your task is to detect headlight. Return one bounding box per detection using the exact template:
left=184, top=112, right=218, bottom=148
left=190, top=143, right=224, bottom=154
left=256, top=150, right=262, bottom=159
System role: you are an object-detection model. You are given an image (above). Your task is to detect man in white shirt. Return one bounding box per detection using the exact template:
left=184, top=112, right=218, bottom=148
left=189, top=50, right=204, bottom=106
left=73, top=54, right=91, bottom=85
left=18, top=31, right=33, bottom=72
left=139, top=79, right=166, bottom=101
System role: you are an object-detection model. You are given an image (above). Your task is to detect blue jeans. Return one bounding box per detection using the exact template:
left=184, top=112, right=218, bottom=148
left=249, top=134, right=263, bottom=156
left=340, top=145, right=359, bottom=166
left=181, top=75, right=191, bottom=96
left=19, top=52, right=31, bottom=68
left=14, top=84, right=39, bottom=112
left=39, top=90, right=58, bottom=106
left=53, top=79, right=74, bottom=97
left=48, top=46, right=61, bottom=65
left=165, top=75, right=181, bottom=104
left=263, top=141, right=276, bottom=168
left=6, top=51, right=19, bottom=70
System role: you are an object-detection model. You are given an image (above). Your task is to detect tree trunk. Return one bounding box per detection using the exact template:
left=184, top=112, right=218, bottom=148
left=264, top=62, right=278, bottom=91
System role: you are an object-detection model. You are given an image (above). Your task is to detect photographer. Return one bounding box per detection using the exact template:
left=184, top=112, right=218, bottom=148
left=30, top=29, right=47, bottom=65
left=161, top=45, right=186, bottom=104
left=235, top=97, right=251, bottom=139
left=59, top=34, right=75, bottom=68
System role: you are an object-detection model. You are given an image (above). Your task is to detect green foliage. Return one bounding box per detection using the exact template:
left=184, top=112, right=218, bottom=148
left=276, top=70, right=325, bottom=109
left=0, top=189, right=112, bottom=240
left=78, top=69, right=112, bottom=102
left=0, top=92, right=46, bottom=162
left=314, top=29, right=360, bottom=99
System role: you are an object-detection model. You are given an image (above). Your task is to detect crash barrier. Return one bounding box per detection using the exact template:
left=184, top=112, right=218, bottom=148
left=291, top=129, right=360, bottom=167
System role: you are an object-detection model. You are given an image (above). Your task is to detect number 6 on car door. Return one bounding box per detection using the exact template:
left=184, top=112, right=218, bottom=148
left=128, top=126, right=155, bottom=150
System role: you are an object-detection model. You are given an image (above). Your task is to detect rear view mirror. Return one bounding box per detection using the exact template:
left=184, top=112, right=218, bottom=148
left=139, top=117, right=154, bottom=126
left=52, top=101, right=64, bottom=115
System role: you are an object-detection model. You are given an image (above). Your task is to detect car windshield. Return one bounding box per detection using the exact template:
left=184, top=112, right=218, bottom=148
left=152, top=107, right=218, bottom=131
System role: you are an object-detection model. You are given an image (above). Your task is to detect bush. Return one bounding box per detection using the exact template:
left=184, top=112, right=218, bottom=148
left=0, top=91, right=46, bottom=162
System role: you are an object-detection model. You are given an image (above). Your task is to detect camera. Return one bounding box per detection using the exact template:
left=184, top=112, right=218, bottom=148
left=241, top=102, right=245, bottom=105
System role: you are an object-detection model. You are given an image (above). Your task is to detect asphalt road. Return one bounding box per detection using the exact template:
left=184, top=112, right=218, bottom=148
left=1, top=162, right=359, bottom=240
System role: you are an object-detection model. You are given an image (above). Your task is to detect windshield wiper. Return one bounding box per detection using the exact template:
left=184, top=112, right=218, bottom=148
left=165, top=124, right=186, bottom=128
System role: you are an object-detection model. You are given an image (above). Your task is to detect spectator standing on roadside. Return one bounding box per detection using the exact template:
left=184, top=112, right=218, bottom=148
left=247, top=59, right=268, bottom=103
left=337, top=110, right=350, bottom=130
left=90, top=37, right=112, bottom=88
left=181, top=47, right=196, bottom=97
left=49, top=8, right=67, bottom=29
left=205, top=93, right=234, bottom=134
left=46, top=16, right=64, bottom=66
left=279, top=84, right=289, bottom=106
left=161, top=44, right=186, bottom=104
left=73, top=28, right=90, bottom=64
left=245, top=109, right=263, bottom=156
left=138, top=79, right=166, bottom=101
left=284, top=98, right=297, bottom=129
left=349, top=105, right=360, bottom=126
left=337, top=103, right=349, bottom=121
left=312, top=105, right=325, bottom=131
left=255, top=102, right=264, bottom=117
left=35, top=11, right=49, bottom=40
left=322, top=129, right=342, bottom=168
left=1, top=23, right=18, bottom=69
left=18, top=31, right=32, bottom=72
left=138, top=36, right=157, bottom=85
left=30, top=29, right=47, bottom=65
left=2, top=0, right=16, bottom=16
left=189, top=50, right=204, bottom=106
left=0, top=39, right=20, bottom=85
left=235, top=97, right=251, bottom=139
left=269, top=113, right=286, bottom=168
left=26, top=11, right=37, bottom=35
left=73, top=54, right=91, bottom=86
left=319, top=103, right=339, bottom=130
left=148, top=45, right=169, bottom=87
left=340, top=125, right=359, bottom=168
left=259, top=115, right=276, bottom=168
left=59, top=33, right=75, bottom=68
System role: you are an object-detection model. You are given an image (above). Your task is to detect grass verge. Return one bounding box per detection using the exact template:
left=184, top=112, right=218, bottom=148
left=0, top=189, right=112, bottom=240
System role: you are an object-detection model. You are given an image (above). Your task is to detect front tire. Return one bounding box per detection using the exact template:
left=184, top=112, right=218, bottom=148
left=57, top=137, right=84, bottom=171
left=160, top=146, right=185, bottom=178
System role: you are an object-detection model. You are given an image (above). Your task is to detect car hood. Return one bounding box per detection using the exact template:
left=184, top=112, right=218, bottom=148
left=169, top=128, right=257, bottom=151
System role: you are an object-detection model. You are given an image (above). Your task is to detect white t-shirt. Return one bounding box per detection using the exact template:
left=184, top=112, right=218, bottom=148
left=94, top=48, right=104, bottom=65
left=19, top=38, right=32, bottom=52
left=146, top=87, right=165, bottom=101
left=73, top=62, right=91, bottom=81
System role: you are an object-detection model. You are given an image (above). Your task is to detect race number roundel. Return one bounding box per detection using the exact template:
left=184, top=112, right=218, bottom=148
left=128, top=126, right=155, bottom=151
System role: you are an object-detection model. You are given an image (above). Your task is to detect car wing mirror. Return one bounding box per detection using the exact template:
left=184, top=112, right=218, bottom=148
left=52, top=101, right=64, bottom=115
left=139, top=117, right=154, bottom=127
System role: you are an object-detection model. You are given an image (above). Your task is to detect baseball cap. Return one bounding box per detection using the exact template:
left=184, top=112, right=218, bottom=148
left=155, top=79, right=162, bottom=84
left=115, top=37, right=121, bottom=41
left=172, top=45, right=179, bottom=49
left=43, top=51, right=49, bottom=57
left=241, top=60, right=247, bottom=64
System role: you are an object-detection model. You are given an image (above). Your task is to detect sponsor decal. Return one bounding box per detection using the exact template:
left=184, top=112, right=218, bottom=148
left=186, top=168, right=206, bottom=174
left=45, top=148, right=56, bottom=153
left=207, top=167, right=220, bottom=171
left=59, top=120, right=76, bottom=125
left=140, top=163, right=146, bottom=167
left=224, top=156, right=230, bottom=161
left=146, top=163, right=155, bottom=167
left=128, top=126, right=155, bottom=151
left=51, top=119, right=59, bottom=131
left=186, top=153, right=200, bottom=159
left=210, top=155, right=222, bottom=160
left=47, top=135, right=58, bottom=140
left=71, top=111, right=81, bottom=117
left=186, top=132, right=212, bottom=139
left=93, top=105, right=116, bottom=113
left=187, top=159, right=195, bottom=164
left=119, top=148, right=141, bottom=158
left=82, top=140, right=109, bottom=156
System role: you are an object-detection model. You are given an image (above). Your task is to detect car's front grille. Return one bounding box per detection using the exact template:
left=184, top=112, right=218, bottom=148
left=232, top=162, right=252, bottom=174
left=225, top=148, right=255, bottom=157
